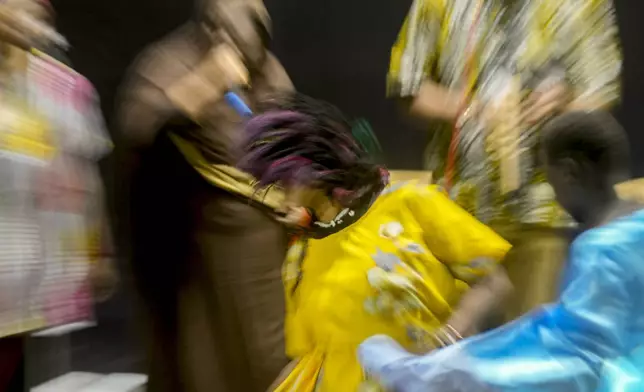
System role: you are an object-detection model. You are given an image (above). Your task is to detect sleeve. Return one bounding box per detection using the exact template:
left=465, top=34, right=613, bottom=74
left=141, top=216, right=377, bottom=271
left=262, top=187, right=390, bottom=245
left=359, top=241, right=635, bottom=392
left=407, top=185, right=511, bottom=283
left=116, top=50, right=178, bottom=148
left=564, top=0, right=622, bottom=108
left=388, top=0, right=444, bottom=97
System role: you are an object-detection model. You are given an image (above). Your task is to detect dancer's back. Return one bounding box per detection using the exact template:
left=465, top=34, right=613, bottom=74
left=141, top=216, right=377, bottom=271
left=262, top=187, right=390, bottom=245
left=279, top=181, right=510, bottom=391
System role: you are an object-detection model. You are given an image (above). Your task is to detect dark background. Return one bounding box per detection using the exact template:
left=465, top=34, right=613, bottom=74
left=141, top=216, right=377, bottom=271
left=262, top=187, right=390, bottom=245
left=46, top=0, right=643, bottom=375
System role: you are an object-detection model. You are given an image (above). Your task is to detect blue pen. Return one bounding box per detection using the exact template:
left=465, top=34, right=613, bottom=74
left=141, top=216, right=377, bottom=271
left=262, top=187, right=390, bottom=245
left=224, top=91, right=253, bottom=118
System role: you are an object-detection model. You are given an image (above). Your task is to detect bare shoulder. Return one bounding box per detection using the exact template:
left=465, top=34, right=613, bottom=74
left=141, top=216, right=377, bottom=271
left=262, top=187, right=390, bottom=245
left=261, top=51, right=294, bottom=91
left=125, top=24, right=203, bottom=90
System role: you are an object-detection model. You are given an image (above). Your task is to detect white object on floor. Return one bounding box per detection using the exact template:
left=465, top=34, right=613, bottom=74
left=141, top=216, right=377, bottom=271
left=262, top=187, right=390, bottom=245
left=78, top=373, right=147, bottom=392
left=32, top=321, right=97, bottom=337
left=31, top=372, right=102, bottom=392
left=31, top=372, right=146, bottom=392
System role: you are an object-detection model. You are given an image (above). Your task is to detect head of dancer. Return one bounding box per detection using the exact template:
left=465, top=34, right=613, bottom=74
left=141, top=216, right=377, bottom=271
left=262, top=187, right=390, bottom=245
left=238, top=92, right=389, bottom=239
left=542, top=111, right=630, bottom=227
left=195, top=0, right=271, bottom=71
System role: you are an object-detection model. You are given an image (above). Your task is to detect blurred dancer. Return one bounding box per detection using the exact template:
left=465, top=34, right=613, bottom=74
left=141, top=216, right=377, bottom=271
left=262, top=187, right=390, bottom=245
left=360, top=111, right=644, bottom=392
left=237, top=93, right=512, bottom=392
left=389, top=0, right=621, bottom=319
left=0, top=0, right=113, bottom=389
left=118, top=0, right=293, bottom=391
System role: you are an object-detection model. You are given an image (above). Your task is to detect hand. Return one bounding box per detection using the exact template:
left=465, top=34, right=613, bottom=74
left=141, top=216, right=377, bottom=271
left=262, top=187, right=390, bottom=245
left=216, top=1, right=270, bottom=71
left=521, top=82, right=570, bottom=125
left=164, top=44, right=248, bottom=119
left=275, top=206, right=312, bottom=228
left=359, top=335, right=491, bottom=392
left=204, top=43, right=250, bottom=88
left=431, top=324, right=464, bottom=348
left=0, top=6, right=33, bottom=49
left=0, top=5, right=67, bottom=50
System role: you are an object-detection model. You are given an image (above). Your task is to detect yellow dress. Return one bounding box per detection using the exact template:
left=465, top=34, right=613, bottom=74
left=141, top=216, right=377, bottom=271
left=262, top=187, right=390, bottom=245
left=276, top=181, right=511, bottom=391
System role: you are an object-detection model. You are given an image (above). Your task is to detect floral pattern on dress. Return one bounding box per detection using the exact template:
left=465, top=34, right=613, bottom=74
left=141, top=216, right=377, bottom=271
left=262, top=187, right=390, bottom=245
left=365, top=223, right=440, bottom=350
left=389, top=0, right=621, bottom=228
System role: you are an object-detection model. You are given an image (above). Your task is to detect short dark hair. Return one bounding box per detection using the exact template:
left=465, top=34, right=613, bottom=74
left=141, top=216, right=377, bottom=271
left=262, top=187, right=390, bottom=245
left=238, top=92, right=387, bottom=207
left=541, top=111, right=630, bottom=176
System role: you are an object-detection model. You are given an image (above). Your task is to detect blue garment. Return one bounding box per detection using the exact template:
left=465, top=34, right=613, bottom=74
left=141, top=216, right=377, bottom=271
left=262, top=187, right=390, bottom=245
left=359, top=210, right=644, bottom=392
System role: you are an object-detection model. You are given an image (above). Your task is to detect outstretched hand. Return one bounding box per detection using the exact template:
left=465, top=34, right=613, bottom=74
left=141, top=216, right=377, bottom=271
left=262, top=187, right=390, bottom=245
left=358, top=335, right=492, bottom=392
left=275, top=206, right=312, bottom=228
left=0, top=5, right=67, bottom=50
left=521, top=82, right=570, bottom=125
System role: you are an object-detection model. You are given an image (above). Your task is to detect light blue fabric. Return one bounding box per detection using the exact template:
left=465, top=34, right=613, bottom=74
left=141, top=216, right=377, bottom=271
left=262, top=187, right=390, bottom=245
left=359, top=210, right=644, bottom=392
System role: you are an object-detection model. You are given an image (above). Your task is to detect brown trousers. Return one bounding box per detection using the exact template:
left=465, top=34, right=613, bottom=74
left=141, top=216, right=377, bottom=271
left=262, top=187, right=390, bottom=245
left=130, top=133, right=289, bottom=392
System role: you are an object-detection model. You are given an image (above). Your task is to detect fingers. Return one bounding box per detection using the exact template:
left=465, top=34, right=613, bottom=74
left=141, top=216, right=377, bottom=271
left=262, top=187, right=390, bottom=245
left=0, top=25, right=32, bottom=50
left=275, top=206, right=312, bottom=228
left=0, top=6, right=67, bottom=49
left=274, top=214, right=295, bottom=225
left=359, top=335, right=416, bottom=380
left=215, top=44, right=250, bottom=87
left=0, top=9, right=34, bottom=49
left=521, top=84, right=568, bottom=124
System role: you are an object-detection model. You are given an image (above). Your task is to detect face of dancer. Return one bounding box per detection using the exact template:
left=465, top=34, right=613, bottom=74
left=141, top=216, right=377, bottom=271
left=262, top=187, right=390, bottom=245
left=279, top=185, right=379, bottom=239
left=545, top=157, right=589, bottom=223
left=542, top=112, right=629, bottom=226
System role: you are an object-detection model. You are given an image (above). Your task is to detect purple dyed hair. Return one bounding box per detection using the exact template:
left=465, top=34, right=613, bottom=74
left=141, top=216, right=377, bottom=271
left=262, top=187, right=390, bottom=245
left=238, top=93, right=387, bottom=207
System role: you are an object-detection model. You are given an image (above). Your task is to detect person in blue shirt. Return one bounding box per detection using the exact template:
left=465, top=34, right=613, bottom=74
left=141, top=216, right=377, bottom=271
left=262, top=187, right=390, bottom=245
left=359, top=111, right=644, bottom=392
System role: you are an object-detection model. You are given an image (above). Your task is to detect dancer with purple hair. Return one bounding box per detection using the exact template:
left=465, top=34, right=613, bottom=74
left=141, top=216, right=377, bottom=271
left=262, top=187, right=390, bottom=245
left=237, top=93, right=513, bottom=392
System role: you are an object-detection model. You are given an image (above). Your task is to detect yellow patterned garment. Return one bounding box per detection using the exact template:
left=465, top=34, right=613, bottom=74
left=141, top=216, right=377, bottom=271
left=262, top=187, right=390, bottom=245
left=276, top=181, right=511, bottom=391
left=389, top=0, right=621, bottom=228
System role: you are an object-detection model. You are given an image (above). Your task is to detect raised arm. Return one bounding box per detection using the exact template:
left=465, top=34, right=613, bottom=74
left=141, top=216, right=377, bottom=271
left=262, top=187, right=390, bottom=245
left=564, top=0, right=621, bottom=111
left=389, top=0, right=463, bottom=122
left=360, top=237, right=635, bottom=392
left=407, top=185, right=512, bottom=336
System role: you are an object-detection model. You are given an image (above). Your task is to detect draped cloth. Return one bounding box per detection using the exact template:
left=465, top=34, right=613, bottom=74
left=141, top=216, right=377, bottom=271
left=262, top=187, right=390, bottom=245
left=360, top=209, right=644, bottom=392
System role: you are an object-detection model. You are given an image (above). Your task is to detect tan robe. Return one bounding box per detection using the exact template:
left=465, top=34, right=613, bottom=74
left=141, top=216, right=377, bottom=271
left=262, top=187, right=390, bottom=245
left=118, top=22, right=293, bottom=392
